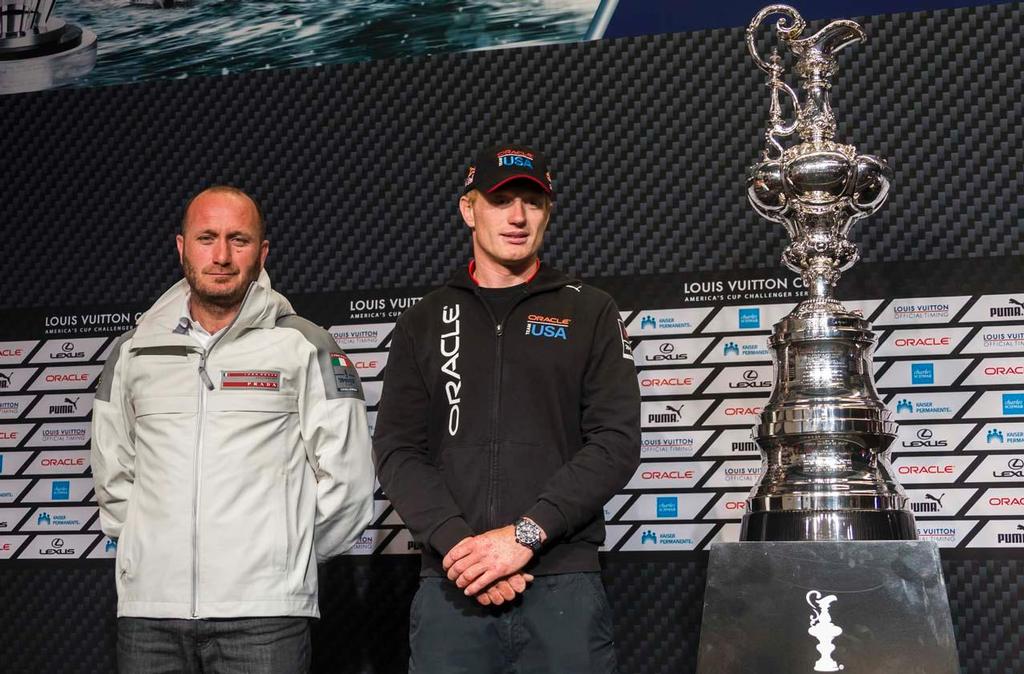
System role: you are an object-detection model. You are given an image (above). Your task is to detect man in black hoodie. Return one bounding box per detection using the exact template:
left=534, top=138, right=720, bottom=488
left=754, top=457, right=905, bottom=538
left=373, top=144, right=641, bottom=673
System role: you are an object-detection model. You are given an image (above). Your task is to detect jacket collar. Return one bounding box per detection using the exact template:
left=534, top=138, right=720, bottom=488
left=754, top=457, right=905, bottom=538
left=447, top=260, right=576, bottom=296
left=131, top=269, right=294, bottom=349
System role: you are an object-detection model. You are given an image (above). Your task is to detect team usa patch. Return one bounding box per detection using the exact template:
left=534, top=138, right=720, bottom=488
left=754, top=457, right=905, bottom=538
left=618, top=318, right=634, bottom=361
left=330, top=352, right=360, bottom=393
left=221, top=370, right=281, bottom=390
left=497, top=149, right=534, bottom=169
left=525, top=314, right=571, bottom=340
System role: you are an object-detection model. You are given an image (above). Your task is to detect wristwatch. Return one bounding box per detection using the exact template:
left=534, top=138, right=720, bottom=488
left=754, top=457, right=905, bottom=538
left=514, top=517, right=543, bottom=552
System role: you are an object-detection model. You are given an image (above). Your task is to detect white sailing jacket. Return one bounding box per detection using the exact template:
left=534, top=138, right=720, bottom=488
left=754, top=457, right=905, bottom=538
left=91, top=270, right=374, bottom=619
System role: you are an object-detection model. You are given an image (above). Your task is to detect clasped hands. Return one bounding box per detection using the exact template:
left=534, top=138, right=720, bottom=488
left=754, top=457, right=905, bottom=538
left=442, top=524, right=536, bottom=607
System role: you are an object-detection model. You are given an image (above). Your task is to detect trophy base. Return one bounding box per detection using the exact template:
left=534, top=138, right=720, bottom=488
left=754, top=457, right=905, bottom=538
left=741, top=509, right=916, bottom=541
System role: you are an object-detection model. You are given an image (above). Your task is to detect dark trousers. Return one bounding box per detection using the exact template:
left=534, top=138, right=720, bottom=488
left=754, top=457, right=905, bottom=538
left=117, top=616, right=310, bottom=674
left=409, top=573, right=619, bottom=674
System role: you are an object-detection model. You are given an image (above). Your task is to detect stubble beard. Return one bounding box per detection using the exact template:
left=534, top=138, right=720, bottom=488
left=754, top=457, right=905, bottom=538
left=182, top=255, right=261, bottom=310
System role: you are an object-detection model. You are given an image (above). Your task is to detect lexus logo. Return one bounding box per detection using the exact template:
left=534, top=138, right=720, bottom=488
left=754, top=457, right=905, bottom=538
left=743, top=370, right=758, bottom=381
left=916, top=428, right=933, bottom=440
left=52, top=538, right=64, bottom=548
left=61, top=342, right=74, bottom=353
left=1009, top=458, right=1024, bottom=470
left=660, top=343, right=674, bottom=354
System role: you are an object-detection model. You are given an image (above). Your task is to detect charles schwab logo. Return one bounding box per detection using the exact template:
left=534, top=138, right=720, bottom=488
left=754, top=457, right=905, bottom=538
left=1003, top=394, right=1024, bottom=416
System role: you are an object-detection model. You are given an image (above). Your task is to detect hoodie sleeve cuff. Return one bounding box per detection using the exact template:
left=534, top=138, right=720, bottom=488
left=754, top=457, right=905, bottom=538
left=524, top=500, right=568, bottom=543
left=429, top=517, right=475, bottom=557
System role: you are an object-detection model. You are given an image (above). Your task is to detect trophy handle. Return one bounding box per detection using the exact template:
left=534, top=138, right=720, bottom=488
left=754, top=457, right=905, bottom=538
left=764, top=50, right=800, bottom=159
left=748, top=6, right=804, bottom=160
left=746, top=4, right=805, bottom=73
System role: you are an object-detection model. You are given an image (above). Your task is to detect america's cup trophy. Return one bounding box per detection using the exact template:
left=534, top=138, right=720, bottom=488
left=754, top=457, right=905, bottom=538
left=741, top=5, right=916, bottom=540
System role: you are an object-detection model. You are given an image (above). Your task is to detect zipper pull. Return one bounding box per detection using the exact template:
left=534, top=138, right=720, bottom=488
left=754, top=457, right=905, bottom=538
left=198, top=353, right=215, bottom=390
left=496, top=323, right=503, bottom=336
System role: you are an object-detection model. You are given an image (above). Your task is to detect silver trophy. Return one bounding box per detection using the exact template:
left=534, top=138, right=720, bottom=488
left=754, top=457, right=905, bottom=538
left=0, top=1, right=97, bottom=94
left=741, top=5, right=916, bottom=540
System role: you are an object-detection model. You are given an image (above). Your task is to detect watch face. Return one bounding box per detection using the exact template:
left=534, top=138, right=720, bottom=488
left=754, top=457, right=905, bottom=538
left=516, top=519, right=541, bottom=550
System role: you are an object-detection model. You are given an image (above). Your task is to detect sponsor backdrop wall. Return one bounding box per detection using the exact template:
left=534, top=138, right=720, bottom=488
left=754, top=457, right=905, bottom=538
left=2, top=3, right=1023, bottom=673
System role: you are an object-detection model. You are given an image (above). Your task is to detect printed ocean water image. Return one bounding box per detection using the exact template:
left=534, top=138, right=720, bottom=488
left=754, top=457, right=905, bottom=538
left=47, top=0, right=599, bottom=90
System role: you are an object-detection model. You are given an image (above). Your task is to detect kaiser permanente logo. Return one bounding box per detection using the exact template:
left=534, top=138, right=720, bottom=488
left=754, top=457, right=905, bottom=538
left=627, top=308, right=713, bottom=337
left=621, top=523, right=715, bottom=551
left=890, top=393, right=972, bottom=419
left=981, top=424, right=1024, bottom=446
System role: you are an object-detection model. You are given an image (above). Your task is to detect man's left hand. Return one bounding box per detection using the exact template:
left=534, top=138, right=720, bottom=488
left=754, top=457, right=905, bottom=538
left=443, top=525, right=534, bottom=596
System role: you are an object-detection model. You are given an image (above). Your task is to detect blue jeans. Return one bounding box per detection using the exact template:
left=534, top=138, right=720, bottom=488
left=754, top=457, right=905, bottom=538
left=409, top=573, right=619, bottom=674
left=117, top=616, right=310, bottom=674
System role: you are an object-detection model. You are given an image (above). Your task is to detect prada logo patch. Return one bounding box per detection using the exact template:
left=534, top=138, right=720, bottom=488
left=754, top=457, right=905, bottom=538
left=221, top=370, right=281, bottom=390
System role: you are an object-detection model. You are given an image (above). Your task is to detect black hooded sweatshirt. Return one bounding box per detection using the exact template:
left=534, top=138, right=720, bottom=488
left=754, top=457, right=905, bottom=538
left=373, top=263, right=641, bottom=576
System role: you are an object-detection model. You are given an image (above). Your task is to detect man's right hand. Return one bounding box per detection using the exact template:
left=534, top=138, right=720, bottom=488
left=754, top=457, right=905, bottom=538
left=473, top=572, right=534, bottom=606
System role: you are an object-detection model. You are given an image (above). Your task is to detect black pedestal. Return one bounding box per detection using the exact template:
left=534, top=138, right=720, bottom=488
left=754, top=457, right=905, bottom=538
left=696, top=541, right=959, bottom=674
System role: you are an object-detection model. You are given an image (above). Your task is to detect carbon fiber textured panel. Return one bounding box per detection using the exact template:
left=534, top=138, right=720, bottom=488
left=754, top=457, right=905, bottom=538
left=1, top=558, right=1020, bottom=673
left=0, top=5, right=1022, bottom=309
left=0, top=3, right=1022, bottom=673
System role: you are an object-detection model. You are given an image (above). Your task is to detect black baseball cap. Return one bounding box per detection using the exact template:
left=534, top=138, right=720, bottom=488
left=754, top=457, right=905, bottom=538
left=462, top=144, right=553, bottom=197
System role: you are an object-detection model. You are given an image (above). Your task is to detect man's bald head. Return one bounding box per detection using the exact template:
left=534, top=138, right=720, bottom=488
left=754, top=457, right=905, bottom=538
left=181, top=186, right=265, bottom=241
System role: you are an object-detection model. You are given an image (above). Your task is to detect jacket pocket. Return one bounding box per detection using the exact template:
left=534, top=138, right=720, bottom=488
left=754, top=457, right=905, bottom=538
left=499, top=440, right=564, bottom=525
left=118, top=491, right=140, bottom=581
left=438, top=443, right=491, bottom=531
left=133, top=395, right=198, bottom=417
left=203, top=393, right=298, bottom=581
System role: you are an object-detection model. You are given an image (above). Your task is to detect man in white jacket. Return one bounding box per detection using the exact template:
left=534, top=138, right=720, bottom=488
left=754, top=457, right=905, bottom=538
left=91, top=186, right=375, bottom=673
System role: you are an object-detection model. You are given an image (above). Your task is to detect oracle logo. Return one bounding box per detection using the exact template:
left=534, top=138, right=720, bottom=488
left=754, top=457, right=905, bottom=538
left=354, top=361, right=379, bottom=369
left=0, top=349, right=23, bottom=357
left=898, top=464, right=954, bottom=475
left=41, top=458, right=86, bottom=467
left=893, top=337, right=951, bottom=347
left=988, top=497, right=1024, bottom=507
left=724, top=500, right=747, bottom=510
left=0, top=543, right=10, bottom=552
left=45, top=373, right=89, bottom=383
left=641, top=470, right=695, bottom=480
left=984, top=366, right=1024, bottom=376
left=725, top=406, right=762, bottom=416
left=0, top=431, right=18, bottom=440
left=640, top=377, right=694, bottom=387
